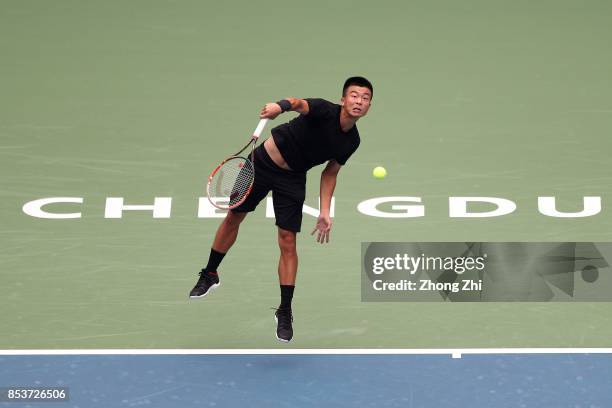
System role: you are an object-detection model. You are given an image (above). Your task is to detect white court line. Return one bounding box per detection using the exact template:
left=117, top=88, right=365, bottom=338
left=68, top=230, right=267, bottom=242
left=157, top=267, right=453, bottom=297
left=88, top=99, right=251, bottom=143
left=1, top=348, right=612, bottom=359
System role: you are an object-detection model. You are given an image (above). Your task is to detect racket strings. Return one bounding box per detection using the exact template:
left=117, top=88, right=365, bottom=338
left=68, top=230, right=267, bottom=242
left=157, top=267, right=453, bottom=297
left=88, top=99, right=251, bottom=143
left=211, top=157, right=255, bottom=207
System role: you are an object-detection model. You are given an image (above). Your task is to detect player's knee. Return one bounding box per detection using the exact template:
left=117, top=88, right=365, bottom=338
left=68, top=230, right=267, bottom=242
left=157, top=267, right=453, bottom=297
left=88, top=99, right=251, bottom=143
left=278, top=229, right=297, bottom=255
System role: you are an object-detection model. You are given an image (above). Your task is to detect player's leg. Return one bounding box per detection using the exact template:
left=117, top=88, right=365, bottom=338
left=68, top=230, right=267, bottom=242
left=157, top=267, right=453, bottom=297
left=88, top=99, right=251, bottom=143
left=270, top=169, right=306, bottom=342
left=275, top=226, right=297, bottom=342
left=211, top=210, right=248, bottom=253
left=189, top=211, right=248, bottom=299
left=277, top=227, right=298, bottom=285
left=190, top=210, right=259, bottom=299
left=190, top=145, right=272, bottom=299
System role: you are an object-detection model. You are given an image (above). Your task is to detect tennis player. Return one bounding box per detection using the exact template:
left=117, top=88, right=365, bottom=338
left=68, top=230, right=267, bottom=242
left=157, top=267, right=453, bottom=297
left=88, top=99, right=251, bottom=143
left=190, top=76, right=373, bottom=342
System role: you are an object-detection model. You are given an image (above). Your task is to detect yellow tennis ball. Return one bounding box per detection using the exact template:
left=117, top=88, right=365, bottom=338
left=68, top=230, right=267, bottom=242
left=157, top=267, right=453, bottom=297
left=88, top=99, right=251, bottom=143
left=373, top=166, right=387, bottom=179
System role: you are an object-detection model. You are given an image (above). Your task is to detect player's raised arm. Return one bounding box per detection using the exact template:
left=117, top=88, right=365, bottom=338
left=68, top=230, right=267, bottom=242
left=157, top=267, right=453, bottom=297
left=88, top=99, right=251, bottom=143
left=260, top=98, right=309, bottom=119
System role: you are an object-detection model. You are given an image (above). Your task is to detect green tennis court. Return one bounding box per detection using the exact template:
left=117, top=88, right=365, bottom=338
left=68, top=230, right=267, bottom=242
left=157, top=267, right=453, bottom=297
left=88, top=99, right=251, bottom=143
left=1, top=0, right=612, bottom=349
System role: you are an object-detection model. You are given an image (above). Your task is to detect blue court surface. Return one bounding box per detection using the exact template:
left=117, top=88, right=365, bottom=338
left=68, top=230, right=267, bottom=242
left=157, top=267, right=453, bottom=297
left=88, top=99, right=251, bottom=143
left=1, top=354, right=611, bottom=407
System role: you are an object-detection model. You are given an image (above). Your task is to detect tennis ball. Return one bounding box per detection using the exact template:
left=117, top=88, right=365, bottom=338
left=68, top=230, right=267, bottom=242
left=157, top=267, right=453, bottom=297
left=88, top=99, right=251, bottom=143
left=373, top=166, right=387, bottom=179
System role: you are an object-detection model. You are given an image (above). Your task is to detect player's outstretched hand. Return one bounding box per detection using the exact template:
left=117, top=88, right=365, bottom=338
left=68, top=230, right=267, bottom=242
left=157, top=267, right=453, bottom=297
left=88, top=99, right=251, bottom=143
left=260, top=103, right=282, bottom=119
left=311, top=214, right=332, bottom=244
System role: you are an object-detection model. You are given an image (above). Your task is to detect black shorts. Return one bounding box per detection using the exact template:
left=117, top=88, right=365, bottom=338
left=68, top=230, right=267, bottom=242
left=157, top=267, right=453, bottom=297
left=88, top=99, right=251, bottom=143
left=231, top=145, right=306, bottom=232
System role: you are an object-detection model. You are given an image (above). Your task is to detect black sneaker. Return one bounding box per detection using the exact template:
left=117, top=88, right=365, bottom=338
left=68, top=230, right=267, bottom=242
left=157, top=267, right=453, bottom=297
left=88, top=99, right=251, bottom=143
left=189, top=270, right=220, bottom=298
left=274, top=307, right=293, bottom=342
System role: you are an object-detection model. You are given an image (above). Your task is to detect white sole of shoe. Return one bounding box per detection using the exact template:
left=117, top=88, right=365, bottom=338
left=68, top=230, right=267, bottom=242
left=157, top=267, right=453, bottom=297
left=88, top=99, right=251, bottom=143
left=189, top=282, right=220, bottom=299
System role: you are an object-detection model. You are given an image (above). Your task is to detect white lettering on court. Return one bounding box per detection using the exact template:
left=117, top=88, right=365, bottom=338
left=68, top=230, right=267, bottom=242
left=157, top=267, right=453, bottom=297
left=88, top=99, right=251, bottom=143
left=22, top=197, right=83, bottom=219
left=104, top=197, right=172, bottom=219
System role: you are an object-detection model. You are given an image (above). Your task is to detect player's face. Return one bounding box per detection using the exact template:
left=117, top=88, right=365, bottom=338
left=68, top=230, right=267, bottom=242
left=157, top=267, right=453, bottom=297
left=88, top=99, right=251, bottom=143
left=341, top=85, right=372, bottom=118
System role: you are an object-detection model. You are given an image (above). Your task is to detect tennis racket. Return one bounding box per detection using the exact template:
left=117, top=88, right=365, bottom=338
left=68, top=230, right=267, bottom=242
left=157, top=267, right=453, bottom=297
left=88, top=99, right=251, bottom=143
left=206, top=118, right=269, bottom=210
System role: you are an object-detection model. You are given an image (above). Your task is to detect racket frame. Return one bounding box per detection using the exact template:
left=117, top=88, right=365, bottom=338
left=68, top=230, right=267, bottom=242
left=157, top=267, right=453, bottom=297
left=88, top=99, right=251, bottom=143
left=206, top=119, right=268, bottom=210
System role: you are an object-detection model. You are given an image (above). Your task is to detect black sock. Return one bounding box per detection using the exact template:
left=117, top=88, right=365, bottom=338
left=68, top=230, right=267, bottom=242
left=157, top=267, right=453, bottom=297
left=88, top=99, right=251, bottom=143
left=203, top=248, right=226, bottom=274
left=280, top=285, right=295, bottom=310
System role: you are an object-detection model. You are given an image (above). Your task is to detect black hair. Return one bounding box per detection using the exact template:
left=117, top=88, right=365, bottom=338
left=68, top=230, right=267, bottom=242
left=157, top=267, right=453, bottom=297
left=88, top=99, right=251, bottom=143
left=342, top=76, right=373, bottom=99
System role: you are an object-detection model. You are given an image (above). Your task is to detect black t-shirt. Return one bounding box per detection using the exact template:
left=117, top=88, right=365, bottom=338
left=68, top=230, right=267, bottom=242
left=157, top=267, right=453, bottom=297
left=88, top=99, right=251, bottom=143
left=270, top=98, right=360, bottom=172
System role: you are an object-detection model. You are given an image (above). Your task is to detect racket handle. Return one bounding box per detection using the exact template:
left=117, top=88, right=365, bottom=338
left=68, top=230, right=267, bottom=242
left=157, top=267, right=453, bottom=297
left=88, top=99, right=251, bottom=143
left=252, top=118, right=268, bottom=139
